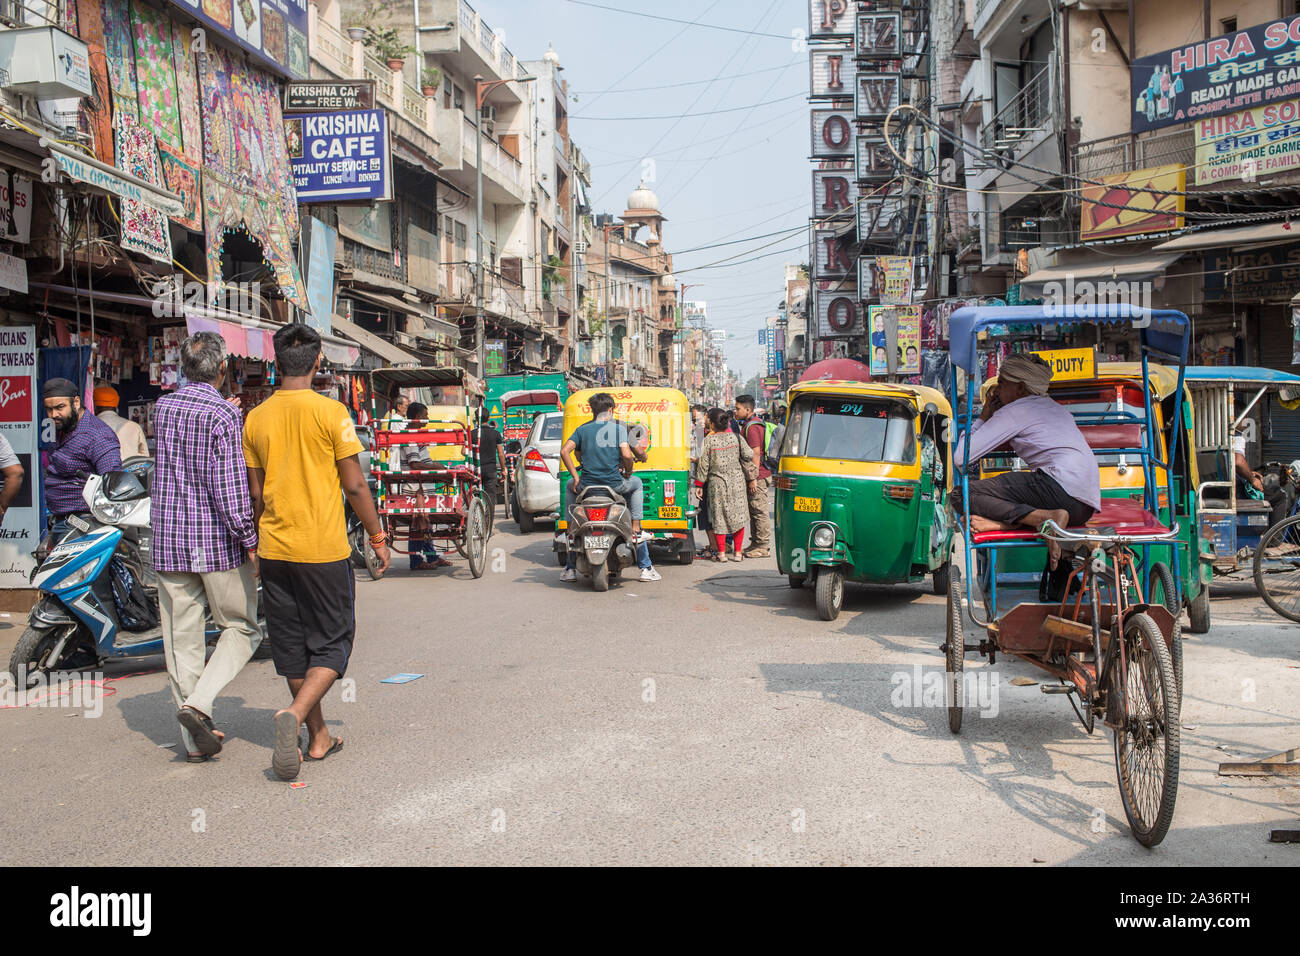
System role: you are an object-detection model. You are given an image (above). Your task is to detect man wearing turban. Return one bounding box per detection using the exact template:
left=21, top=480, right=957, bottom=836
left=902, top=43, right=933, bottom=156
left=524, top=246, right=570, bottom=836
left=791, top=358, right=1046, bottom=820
left=953, top=353, right=1101, bottom=568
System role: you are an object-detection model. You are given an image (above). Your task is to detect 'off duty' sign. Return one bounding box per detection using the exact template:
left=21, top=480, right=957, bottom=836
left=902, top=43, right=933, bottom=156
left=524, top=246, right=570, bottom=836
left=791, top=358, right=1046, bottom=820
left=287, top=109, right=393, bottom=203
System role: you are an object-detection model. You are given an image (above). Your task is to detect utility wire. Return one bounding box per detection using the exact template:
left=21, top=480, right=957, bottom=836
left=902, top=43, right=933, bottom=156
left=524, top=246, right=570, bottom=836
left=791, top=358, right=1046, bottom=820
left=573, top=91, right=805, bottom=121
left=563, top=0, right=790, bottom=39
left=572, top=63, right=797, bottom=95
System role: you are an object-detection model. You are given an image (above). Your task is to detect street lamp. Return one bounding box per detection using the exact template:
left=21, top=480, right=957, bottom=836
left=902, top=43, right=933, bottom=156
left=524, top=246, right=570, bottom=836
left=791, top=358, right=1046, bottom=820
left=474, top=73, right=537, bottom=378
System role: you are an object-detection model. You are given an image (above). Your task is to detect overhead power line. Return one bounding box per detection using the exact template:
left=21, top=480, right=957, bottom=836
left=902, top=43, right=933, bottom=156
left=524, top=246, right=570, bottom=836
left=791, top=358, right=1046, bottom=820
left=564, top=0, right=790, bottom=39
left=573, top=91, right=805, bottom=121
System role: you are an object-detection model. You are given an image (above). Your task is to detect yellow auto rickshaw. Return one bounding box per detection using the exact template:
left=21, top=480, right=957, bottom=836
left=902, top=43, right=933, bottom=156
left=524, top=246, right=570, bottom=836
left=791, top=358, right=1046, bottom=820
left=555, top=386, right=696, bottom=566
left=774, top=379, right=954, bottom=620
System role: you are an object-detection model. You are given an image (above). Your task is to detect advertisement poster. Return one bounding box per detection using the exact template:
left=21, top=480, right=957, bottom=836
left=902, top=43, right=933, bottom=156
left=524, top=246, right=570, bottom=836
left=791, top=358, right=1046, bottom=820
left=879, top=256, right=914, bottom=304
left=166, top=0, right=309, bottom=79
left=1194, top=98, right=1300, bottom=184
left=485, top=340, right=507, bottom=375
left=0, top=327, right=38, bottom=587
left=1130, top=14, right=1300, bottom=134
left=288, top=109, right=393, bottom=203
left=1080, top=163, right=1185, bottom=242
left=869, top=304, right=921, bottom=375
left=303, top=216, right=337, bottom=335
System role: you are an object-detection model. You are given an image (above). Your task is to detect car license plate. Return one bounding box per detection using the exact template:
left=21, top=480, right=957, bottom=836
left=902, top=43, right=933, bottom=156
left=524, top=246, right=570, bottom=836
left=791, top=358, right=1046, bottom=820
left=1247, top=514, right=1270, bottom=526
left=68, top=515, right=91, bottom=533
left=585, top=535, right=612, bottom=549
left=659, top=506, right=682, bottom=518
left=793, top=496, right=821, bottom=513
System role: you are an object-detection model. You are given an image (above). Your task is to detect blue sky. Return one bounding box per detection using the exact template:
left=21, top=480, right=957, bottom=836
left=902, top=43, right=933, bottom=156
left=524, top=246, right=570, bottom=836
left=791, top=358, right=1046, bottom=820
left=477, top=0, right=809, bottom=381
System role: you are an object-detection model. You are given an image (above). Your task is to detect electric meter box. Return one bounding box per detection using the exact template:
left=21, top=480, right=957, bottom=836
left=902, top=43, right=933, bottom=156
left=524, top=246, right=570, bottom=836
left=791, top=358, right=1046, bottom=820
left=0, top=27, right=92, bottom=99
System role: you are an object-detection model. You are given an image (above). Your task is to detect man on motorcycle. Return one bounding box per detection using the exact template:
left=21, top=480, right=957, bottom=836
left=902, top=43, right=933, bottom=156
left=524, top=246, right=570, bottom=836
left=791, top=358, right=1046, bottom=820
left=558, top=392, right=659, bottom=584
left=41, top=378, right=121, bottom=540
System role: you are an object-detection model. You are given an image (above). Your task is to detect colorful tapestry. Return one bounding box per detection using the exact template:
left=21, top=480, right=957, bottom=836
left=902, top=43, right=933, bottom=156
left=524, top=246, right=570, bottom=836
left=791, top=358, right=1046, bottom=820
left=131, top=2, right=182, bottom=152
left=102, top=0, right=136, bottom=106
left=203, top=0, right=232, bottom=31
left=254, top=71, right=298, bottom=235
left=75, top=0, right=104, bottom=45
left=171, top=21, right=203, bottom=162
left=114, top=110, right=172, bottom=265
left=202, top=171, right=307, bottom=308
left=261, top=5, right=286, bottom=65
left=288, top=23, right=308, bottom=77
left=157, top=142, right=202, bottom=232
left=75, top=0, right=114, bottom=166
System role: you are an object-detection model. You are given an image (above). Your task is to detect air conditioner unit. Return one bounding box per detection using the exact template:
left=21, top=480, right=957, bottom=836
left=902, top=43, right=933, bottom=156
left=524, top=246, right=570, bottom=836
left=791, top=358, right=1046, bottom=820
left=0, top=26, right=91, bottom=98
left=480, top=105, right=497, bottom=135
left=392, top=331, right=415, bottom=347
left=574, top=240, right=587, bottom=254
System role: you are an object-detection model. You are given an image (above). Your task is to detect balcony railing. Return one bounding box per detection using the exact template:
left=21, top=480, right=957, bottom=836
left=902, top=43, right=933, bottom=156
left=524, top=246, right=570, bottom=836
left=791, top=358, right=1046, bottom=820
left=1075, top=127, right=1195, bottom=182
left=364, top=52, right=394, bottom=103
left=314, top=15, right=350, bottom=76
left=555, top=202, right=569, bottom=229
left=402, top=81, right=427, bottom=126
left=462, top=114, right=523, bottom=192
left=459, top=0, right=520, bottom=83
left=980, top=66, right=1051, bottom=153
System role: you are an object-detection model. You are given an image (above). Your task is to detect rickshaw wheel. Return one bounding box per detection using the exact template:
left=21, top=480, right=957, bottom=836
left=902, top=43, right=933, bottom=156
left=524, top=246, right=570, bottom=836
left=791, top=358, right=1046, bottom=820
left=932, top=561, right=950, bottom=596
left=1253, top=514, right=1300, bottom=623
left=465, top=498, right=488, bottom=579
left=815, top=568, right=843, bottom=621
left=1186, top=584, right=1210, bottom=634
left=788, top=574, right=806, bottom=589
left=1146, top=562, right=1182, bottom=697
left=945, top=566, right=963, bottom=734
left=1112, top=612, right=1180, bottom=848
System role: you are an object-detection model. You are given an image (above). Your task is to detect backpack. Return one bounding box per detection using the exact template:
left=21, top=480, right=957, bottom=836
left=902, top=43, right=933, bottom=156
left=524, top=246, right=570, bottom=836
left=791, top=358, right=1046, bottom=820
left=761, top=421, right=781, bottom=473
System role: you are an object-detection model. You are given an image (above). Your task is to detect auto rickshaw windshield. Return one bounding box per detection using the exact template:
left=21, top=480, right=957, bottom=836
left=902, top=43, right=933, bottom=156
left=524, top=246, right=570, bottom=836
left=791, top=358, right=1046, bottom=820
left=781, top=395, right=917, bottom=464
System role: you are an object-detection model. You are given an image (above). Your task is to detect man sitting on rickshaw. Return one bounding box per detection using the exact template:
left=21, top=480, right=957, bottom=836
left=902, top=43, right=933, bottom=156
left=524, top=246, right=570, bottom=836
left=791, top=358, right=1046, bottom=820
left=954, top=353, right=1101, bottom=569
left=1232, top=416, right=1295, bottom=527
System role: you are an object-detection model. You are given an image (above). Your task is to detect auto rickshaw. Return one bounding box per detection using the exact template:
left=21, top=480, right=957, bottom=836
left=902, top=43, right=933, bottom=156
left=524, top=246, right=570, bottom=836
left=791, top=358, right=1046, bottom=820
left=554, top=386, right=696, bottom=566
left=774, top=379, right=954, bottom=621
left=976, top=357, right=1211, bottom=633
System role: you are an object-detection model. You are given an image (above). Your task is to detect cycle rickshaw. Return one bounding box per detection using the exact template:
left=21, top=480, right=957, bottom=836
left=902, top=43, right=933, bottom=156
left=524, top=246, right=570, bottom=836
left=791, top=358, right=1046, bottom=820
left=946, top=304, right=1187, bottom=847
left=368, top=366, right=490, bottom=577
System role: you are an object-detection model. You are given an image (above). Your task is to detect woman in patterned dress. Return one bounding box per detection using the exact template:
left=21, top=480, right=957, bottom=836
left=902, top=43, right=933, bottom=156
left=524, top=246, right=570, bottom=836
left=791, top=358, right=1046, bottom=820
left=694, top=407, right=758, bottom=562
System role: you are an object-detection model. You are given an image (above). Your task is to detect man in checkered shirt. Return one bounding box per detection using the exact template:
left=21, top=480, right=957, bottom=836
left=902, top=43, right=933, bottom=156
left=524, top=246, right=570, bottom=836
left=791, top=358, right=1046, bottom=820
left=151, top=332, right=262, bottom=763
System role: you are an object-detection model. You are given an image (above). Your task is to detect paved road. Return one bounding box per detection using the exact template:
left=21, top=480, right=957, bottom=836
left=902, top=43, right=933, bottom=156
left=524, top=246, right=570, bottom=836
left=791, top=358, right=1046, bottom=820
left=1, top=521, right=1297, bottom=865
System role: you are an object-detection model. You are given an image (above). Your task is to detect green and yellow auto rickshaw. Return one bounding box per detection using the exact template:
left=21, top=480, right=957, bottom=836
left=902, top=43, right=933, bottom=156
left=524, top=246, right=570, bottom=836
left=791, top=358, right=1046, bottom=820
left=774, top=379, right=954, bottom=620
left=976, top=357, right=1210, bottom=633
left=554, top=386, right=697, bottom=566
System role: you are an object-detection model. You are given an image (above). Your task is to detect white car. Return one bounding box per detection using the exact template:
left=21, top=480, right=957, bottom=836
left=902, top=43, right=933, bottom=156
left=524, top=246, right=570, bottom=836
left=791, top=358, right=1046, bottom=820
left=511, top=411, right=563, bottom=533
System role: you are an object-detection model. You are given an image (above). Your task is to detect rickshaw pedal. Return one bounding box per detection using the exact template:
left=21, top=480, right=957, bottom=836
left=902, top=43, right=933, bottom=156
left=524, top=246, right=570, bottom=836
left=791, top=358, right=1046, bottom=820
left=1040, top=684, right=1074, bottom=695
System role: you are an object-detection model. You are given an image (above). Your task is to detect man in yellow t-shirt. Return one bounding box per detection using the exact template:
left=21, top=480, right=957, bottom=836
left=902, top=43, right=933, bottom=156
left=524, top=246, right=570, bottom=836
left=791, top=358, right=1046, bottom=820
left=243, top=324, right=390, bottom=781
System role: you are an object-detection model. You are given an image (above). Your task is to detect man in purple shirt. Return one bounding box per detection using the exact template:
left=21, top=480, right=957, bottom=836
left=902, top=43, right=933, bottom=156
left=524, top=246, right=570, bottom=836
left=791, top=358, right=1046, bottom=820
left=152, top=333, right=262, bottom=762
left=41, top=378, right=122, bottom=538
left=954, top=353, right=1101, bottom=569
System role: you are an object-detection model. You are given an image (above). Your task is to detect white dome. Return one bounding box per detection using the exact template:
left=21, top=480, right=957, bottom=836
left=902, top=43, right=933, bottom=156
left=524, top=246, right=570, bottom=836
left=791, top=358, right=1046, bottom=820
left=543, top=45, right=560, bottom=65
left=627, top=181, right=660, bottom=211
left=661, top=273, right=676, bottom=288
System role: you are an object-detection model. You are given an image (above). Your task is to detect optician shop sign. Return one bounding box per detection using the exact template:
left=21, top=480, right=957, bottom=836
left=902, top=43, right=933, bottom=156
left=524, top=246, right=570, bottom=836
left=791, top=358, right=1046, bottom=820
left=1131, top=13, right=1300, bottom=133
left=288, top=109, right=393, bottom=203
left=165, top=0, right=309, bottom=79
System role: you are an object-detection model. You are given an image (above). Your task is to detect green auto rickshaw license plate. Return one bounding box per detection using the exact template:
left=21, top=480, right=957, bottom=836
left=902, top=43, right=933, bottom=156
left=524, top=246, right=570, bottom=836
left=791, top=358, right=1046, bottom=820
left=659, top=506, right=682, bottom=518
left=794, top=496, right=821, bottom=513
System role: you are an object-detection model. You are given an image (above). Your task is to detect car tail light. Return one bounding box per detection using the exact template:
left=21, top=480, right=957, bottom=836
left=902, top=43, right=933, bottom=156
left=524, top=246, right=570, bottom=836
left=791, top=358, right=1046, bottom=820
left=586, top=506, right=609, bottom=522
left=774, top=475, right=796, bottom=491
left=524, top=448, right=549, bottom=472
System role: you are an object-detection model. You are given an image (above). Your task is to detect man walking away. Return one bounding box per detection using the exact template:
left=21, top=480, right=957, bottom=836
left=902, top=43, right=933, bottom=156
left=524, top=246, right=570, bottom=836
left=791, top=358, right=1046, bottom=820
left=94, top=385, right=149, bottom=460
left=41, top=378, right=121, bottom=541
left=152, top=333, right=262, bottom=762
left=732, top=394, right=772, bottom=557
left=244, top=324, right=390, bottom=780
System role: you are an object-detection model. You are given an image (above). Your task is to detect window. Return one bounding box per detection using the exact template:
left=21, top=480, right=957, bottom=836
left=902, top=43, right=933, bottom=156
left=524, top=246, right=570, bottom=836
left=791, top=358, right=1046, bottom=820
left=1221, top=17, right=1237, bottom=33
left=453, top=85, right=464, bottom=112
left=780, top=395, right=916, bottom=464
left=443, top=74, right=452, bottom=110
left=538, top=415, right=564, bottom=442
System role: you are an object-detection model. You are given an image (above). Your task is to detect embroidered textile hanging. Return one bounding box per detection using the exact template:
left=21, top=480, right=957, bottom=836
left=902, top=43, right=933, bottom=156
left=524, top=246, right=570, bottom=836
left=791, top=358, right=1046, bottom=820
left=157, top=142, right=202, bottom=232
left=102, top=0, right=137, bottom=109
left=131, top=2, right=182, bottom=153
left=202, top=171, right=306, bottom=306
left=171, top=21, right=203, bottom=162
left=114, top=109, right=172, bottom=265
left=75, top=0, right=114, bottom=166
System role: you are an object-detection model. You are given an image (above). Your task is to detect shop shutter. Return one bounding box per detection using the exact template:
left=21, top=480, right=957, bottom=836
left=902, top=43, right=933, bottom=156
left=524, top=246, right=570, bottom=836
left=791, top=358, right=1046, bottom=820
left=1258, top=308, right=1300, bottom=462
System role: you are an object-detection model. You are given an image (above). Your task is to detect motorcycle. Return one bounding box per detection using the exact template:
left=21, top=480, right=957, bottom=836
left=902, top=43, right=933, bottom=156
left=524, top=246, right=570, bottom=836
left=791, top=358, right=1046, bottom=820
left=6, top=462, right=269, bottom=691
left=567, top=483, right=639, bottom=592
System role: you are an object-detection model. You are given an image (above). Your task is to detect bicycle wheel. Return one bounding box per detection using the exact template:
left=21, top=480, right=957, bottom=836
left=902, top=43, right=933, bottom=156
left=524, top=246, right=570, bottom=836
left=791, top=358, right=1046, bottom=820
left=1253, top=514, right=1300, bottom=622
left=1112, top=611, right=1180, bottom=848
left=945, top=565, right=963, bottom=734
left=1146, top=562, right=1182, bottom=698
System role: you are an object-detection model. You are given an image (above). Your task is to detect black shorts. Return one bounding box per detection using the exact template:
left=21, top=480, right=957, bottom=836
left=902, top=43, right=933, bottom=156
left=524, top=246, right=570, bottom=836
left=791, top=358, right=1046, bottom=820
left=259, top=558, right=356, bottom=679
left=956, top=469, right=1095, bottom=527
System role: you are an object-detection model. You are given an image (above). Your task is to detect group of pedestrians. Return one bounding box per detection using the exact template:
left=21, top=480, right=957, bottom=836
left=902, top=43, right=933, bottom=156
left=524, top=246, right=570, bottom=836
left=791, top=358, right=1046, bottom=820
left=690, top=394, right=773, bottom=561
left=149, top=326, right=390, bottom=780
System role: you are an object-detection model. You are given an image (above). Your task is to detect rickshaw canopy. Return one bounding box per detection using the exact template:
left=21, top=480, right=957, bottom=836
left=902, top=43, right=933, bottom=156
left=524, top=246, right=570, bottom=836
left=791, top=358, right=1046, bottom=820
left=1183, top=366, right=1300, bottom=387
left=368, top=365, right=482, bottom=395
left=500, top=389, right=563, bottom=409
left=948, top=305, right=1190, bottom=376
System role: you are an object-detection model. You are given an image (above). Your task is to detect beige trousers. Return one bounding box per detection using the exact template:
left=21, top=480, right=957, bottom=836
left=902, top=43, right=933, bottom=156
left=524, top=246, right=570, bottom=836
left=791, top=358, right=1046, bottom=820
left=158, top=564, right=261, bottom=753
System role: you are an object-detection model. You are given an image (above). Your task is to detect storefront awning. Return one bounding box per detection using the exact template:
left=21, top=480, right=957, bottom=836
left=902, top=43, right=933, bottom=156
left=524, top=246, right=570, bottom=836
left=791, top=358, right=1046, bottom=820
left=1151, top=221, right=1300, bottom=253
left=1019, top=253, right=1183, bottom=287
left=184, top=311, right=360, bottom=366
left=342, top=287, right=423, bottom=316
left=330, top=314, right=420, bottom=367
left=41, top=138, right=184, bottom=217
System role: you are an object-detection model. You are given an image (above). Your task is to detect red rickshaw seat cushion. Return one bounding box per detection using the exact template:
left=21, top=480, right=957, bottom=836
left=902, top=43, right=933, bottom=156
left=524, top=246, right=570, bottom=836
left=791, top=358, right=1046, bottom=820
left=969, top=497, right=1169, bottom=545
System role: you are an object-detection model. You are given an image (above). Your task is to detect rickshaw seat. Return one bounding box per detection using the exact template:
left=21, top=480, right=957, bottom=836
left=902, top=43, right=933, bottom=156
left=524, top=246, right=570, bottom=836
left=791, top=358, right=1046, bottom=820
left=969, top=498, right=1169, bottom=545
left=1078, top=423, right=1143, bottom=451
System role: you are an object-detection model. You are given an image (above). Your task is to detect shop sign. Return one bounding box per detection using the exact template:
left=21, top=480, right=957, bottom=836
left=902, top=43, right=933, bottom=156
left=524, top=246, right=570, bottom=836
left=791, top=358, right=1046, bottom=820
left=1204, top=242, right=1300, bottom=301
left=816, top=285, right=861, bottom=337
left=485, top=340, right=507, bottom=375
left=0, top=252, right=27, bottom=294
left=813, top=228, right=851, bottom=278
left=857, top=183, right=907, bottom=239
left=1032, top=347, right=1097, bottom=381
left=856, top=11, right=901, bottom=58
left=809, top=0, right=854, bottom=39
left=810, top=109, right=854, bottom=159
left=856, top=133, right=893, bottom=181
left=812, top=169, right=858, bottom=217
left=0, top=171, right=31, bottom=243
left=1130, top=13, right=1300, bottom=134
left=856, top=72, right=900, bottom=120
left=1193, top=98, right=1300, bottom=184
left=288, top=109, right=393, bottom=203
left=49, top=150, right=184, bottom=216
left=809, top=44, right=856, bottom=99
left=1080, top=163, right=1185, bottom=242
left=285, top=80, right=375, bottom=112
left=164, top=0, right=309, bottom=79
left=0, top=326, right=39, bottom=586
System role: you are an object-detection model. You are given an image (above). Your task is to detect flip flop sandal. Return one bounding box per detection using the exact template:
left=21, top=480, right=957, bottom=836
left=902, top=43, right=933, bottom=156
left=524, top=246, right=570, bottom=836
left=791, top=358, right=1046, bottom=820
left=177, top=707, right=223, bottom=757
left=304, top=737, right=344, bottom=761
left=272, top=711, right=302, bottom=781
left=186, top=753, right=212, bottom=763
